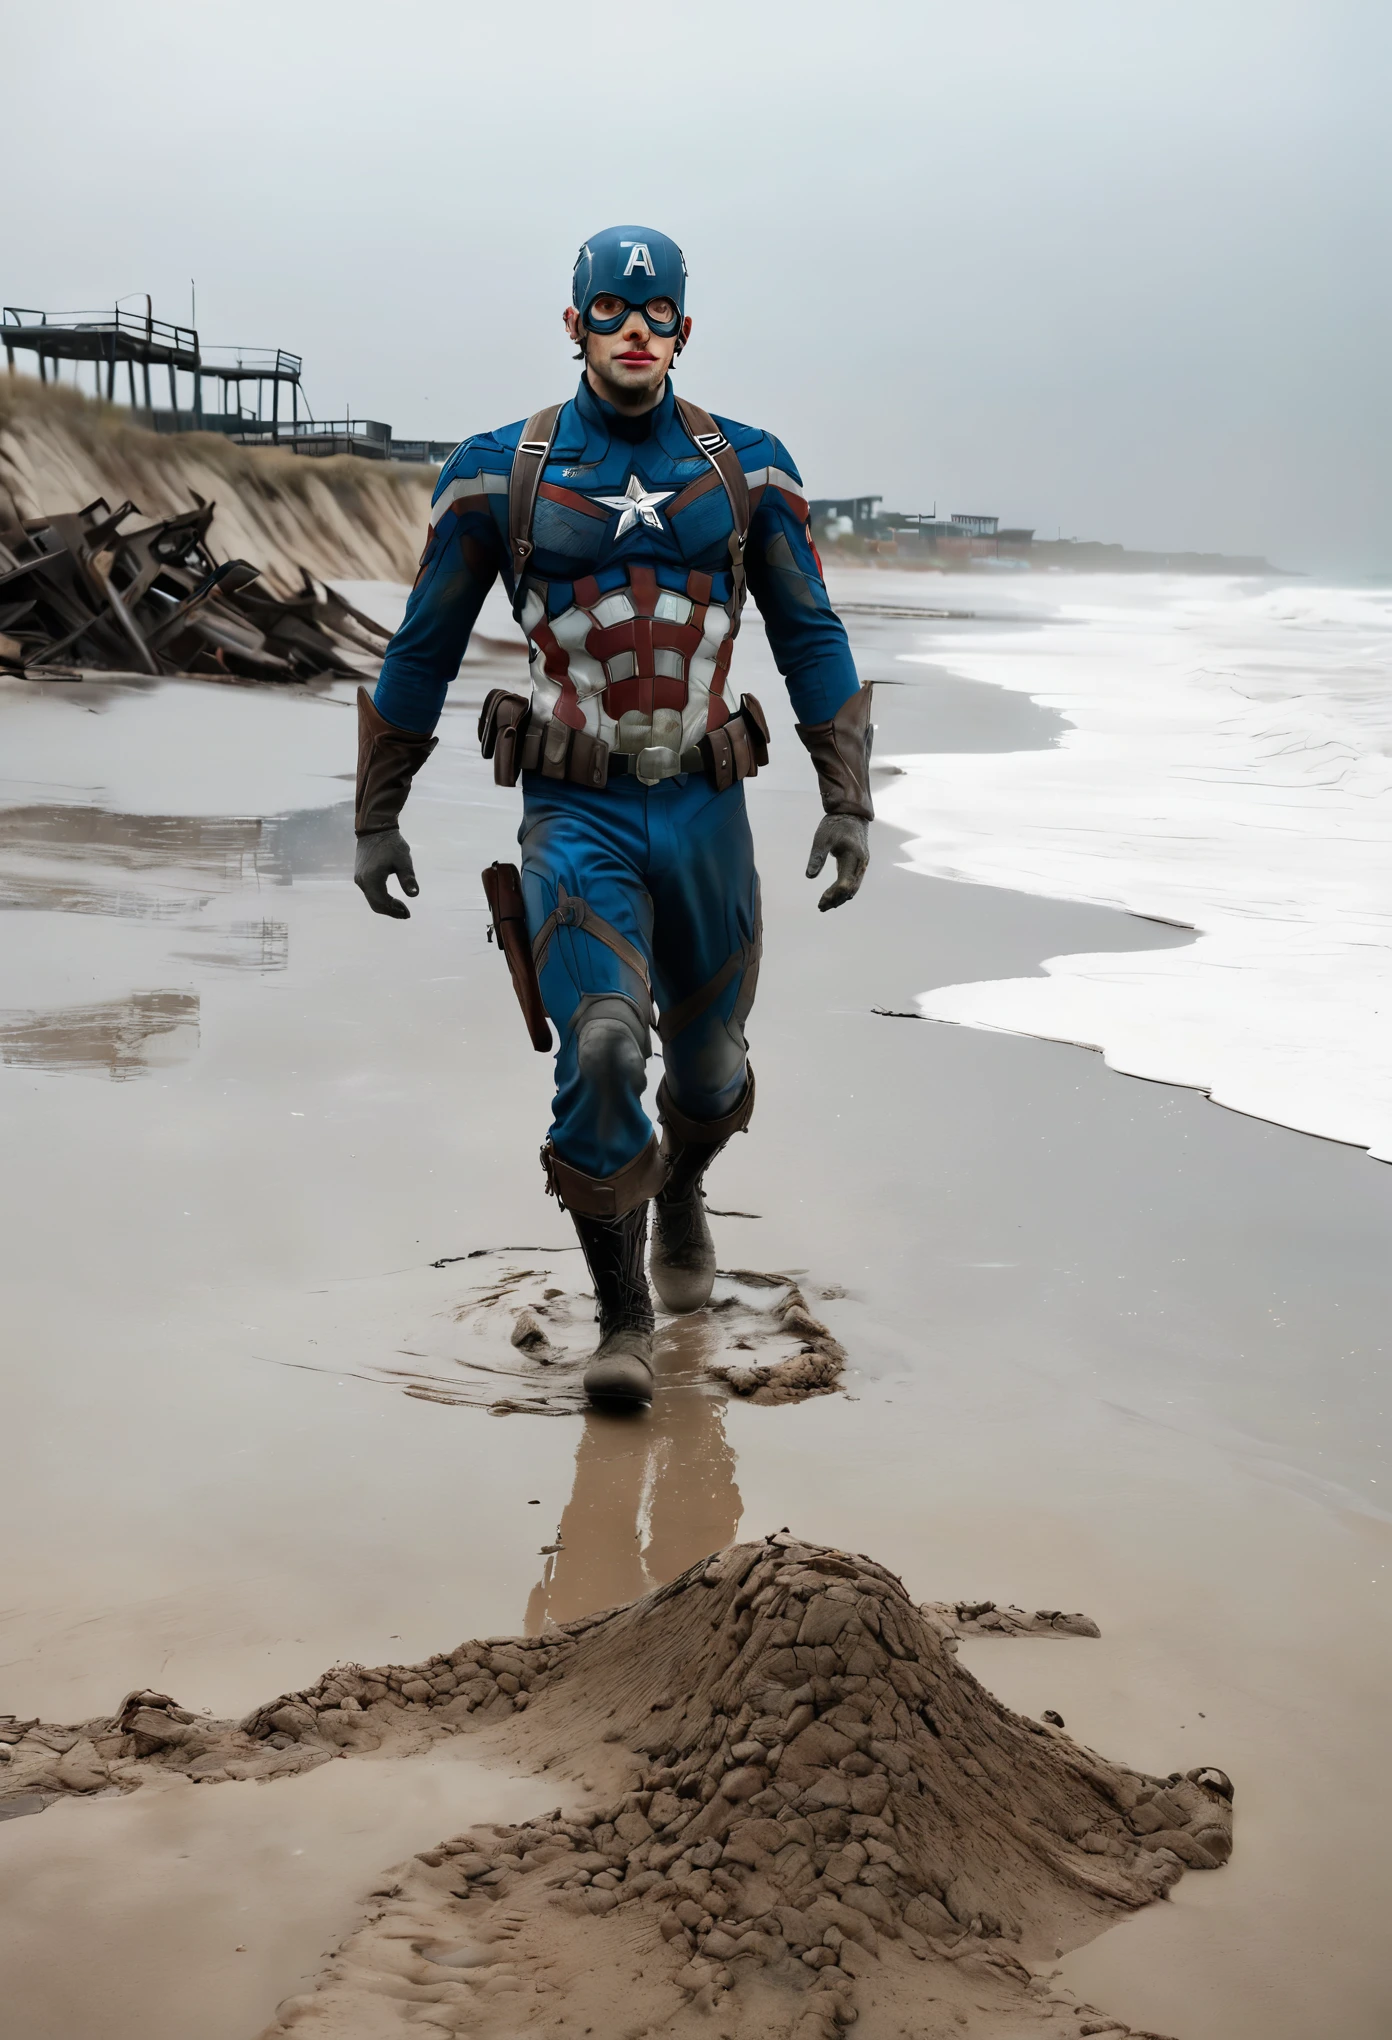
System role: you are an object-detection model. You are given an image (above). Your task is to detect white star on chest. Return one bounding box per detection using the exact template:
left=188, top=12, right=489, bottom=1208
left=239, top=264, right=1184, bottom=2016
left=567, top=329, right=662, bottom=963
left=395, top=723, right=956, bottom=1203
left=595, top=473, right=674, bottom=538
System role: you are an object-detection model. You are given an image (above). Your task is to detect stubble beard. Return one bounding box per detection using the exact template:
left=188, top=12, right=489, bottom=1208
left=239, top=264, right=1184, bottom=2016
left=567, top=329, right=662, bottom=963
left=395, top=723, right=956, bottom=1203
left=585, top=341, right=668, bottom=414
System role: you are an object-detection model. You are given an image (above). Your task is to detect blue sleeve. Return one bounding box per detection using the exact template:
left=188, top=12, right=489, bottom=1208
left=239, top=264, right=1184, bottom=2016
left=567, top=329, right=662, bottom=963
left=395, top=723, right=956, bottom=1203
left=741, top=435, right=860, bottom=727
left=372, top=438, right=508, bottom=735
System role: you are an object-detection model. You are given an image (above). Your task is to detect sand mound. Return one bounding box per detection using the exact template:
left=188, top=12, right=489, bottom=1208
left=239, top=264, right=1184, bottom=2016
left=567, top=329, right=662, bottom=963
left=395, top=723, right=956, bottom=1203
left=1, top=1537, right=1231, bottom=2037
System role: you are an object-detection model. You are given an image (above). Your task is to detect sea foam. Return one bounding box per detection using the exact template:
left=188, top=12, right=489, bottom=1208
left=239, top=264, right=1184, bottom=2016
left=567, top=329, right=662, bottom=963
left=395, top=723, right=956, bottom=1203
left=867, top=571, right=1392, bottom=1163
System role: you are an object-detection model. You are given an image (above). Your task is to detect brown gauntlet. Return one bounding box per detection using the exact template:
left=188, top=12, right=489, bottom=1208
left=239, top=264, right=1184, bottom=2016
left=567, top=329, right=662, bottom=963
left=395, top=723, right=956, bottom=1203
left=795, top=684, right=874, bottom=822
left=355, top=686, right=438, bottom=835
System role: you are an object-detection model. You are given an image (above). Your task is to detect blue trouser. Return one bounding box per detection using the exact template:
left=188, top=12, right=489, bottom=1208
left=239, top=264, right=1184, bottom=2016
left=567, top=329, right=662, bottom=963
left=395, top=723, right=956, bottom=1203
left=519, top=770, right=760, bottom=1181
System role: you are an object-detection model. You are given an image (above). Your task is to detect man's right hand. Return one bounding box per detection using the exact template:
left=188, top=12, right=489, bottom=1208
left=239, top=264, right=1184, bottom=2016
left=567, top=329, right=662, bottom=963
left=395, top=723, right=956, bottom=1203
left=355, top=828, right=420, bottom=919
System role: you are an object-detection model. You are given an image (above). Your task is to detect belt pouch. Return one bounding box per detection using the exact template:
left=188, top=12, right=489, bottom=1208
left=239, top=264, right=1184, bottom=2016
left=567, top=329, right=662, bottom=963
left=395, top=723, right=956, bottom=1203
left=726, top=715, right=754, bottom=782
left=478, top=687, right=521, bottom=757
left=479, top=689, right=530, bottom=787
left=701, top=724, right=737, bottom=792
left=566, top=728, right=611, bottom=789
left=739, top=692, right=771, bottom=768
left=540, top=718, right=573, bottom=780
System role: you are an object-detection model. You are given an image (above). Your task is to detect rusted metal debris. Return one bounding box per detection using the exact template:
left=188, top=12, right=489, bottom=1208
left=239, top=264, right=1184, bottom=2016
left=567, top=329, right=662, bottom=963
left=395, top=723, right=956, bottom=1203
left=0, top=494, right=390, bottom=682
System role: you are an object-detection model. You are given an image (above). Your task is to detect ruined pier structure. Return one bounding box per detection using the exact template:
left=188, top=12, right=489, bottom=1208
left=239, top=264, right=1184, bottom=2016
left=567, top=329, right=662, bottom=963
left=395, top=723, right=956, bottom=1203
left=3, top=299, right=454, bottom=464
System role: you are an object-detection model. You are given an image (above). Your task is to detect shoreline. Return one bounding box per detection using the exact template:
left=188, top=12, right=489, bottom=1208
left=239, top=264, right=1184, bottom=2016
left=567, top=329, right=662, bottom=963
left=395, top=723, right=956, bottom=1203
left=855, top=567, right=1392, bottom=1166
left=0, top=595, right=1388, bottom=2034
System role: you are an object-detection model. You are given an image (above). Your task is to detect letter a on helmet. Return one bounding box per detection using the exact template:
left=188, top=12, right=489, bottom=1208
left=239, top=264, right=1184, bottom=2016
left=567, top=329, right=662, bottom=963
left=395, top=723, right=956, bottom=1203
left=573, top=224, right=688, bottom=323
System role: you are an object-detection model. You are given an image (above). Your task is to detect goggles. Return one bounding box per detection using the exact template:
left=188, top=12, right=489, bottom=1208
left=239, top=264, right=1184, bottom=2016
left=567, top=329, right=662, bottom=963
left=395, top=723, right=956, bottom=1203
left=582, top=292, right=683, bottom=339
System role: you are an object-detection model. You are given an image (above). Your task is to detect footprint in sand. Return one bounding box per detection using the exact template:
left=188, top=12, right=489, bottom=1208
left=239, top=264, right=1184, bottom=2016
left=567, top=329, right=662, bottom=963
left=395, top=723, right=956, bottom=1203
left=354, top=1252, right=853, bottom=1416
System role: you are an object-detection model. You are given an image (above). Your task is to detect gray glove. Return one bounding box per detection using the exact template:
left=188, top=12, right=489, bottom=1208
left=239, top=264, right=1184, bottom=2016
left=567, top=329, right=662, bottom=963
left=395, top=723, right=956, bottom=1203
left=806, top=814, right=869, bottom=911
left=355, top=827, right=419, bottom=919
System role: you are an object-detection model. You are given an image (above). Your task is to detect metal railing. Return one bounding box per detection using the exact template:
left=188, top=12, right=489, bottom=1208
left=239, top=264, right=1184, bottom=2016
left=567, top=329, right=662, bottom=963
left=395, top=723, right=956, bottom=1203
left=4, top=299, right=450, bottom=463
left=388, top=437, right=458, bottom=465
left=199, top=344, right=303, bottom=381
left=3, top=305, right=200, bottom=365
left=274, top=417, right=391, bottom=444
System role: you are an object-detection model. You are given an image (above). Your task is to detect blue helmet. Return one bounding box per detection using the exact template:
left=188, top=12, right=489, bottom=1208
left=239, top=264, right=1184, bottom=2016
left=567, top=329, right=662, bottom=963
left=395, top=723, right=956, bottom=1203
left=572, top=225, right=688, bottom=337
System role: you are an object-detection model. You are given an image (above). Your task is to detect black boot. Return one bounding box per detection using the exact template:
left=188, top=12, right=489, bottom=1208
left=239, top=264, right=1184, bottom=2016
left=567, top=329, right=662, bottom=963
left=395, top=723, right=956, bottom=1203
left=650, top=1074, right=756, bottom=1315
left=572, top=1205, right=656, bottom=1407
left=542, top=1138, right=666, bottom=1408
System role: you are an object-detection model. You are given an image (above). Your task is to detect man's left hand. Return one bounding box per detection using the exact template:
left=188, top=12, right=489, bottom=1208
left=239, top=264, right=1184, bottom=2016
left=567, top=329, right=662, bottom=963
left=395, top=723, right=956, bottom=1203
left=806, top=815, right=869, bottom=911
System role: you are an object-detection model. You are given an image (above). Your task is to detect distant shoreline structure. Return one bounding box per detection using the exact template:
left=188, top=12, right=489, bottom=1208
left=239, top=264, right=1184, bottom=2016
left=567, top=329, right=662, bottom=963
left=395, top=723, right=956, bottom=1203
left=2, top=306, right=454, bottom=465
left=810, top=496, right=1287, bottom=576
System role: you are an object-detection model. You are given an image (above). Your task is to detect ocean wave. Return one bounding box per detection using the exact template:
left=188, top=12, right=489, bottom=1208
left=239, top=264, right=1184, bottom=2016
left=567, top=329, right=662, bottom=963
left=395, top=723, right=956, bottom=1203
left=873, top=572, right=1392, bottom=1162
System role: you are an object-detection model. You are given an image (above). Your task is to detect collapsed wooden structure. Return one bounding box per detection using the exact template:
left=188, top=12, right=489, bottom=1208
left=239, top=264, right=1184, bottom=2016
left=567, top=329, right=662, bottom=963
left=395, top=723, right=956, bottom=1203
left=0, top=495, right=391, bottom=682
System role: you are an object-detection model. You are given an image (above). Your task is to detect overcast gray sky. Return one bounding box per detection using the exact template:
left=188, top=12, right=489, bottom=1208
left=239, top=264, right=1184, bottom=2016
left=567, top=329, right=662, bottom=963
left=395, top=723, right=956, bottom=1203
left=7, top=1, right=1389, bottom=574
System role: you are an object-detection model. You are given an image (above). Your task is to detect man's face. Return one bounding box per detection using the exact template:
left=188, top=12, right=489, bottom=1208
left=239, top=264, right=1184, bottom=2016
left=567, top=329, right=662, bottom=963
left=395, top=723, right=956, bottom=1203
left=563, top=295, right=693, bottom=409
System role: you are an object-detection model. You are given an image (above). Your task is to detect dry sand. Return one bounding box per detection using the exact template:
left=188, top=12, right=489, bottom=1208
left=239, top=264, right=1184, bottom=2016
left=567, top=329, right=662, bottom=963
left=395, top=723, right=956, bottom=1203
left=0, top=579, right=1388, bottom=2036
left=0, top=378, right=433, bottom=594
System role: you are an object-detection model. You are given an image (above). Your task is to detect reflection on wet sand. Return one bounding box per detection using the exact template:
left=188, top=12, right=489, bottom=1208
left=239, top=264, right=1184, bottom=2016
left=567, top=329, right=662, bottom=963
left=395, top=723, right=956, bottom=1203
left=0, top=800, right=352, bottom=887
left=0, top=797, right=354, bottom=1070
left=173, top=920, right=288, bottom=972
left=524, top=1317, right=742, bottom=1631
left=0, top=990, right=199, bottom=1078
left=0, top=871, right=214, bottom=919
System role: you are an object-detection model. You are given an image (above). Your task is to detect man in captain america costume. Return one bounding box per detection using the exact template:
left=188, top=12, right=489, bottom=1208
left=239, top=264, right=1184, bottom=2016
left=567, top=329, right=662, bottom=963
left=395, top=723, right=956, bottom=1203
left=354, top=226, right=873, bottom=1409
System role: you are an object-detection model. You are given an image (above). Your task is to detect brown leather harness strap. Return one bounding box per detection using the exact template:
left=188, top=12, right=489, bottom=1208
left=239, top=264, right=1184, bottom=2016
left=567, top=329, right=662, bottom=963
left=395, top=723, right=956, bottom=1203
left=502, top=394, right=762, bottom=790
left=530, top=884, right=654, bottom=1010
left=508, top=403, right=563, bottom=590
left=508, top=391, right=749, bottom=619
left=655, top=1067, right=756, bottom=1146
left=654, top=938, right=756, bottom=1044
left=673, top=396, right=751, bottom=613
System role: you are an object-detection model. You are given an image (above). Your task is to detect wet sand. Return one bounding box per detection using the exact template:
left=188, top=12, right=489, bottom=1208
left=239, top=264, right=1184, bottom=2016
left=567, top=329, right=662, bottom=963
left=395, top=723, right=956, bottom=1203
left=0, top=1753, right=554, bottom=2040
left=1, top=584, right=1389, bottom=2036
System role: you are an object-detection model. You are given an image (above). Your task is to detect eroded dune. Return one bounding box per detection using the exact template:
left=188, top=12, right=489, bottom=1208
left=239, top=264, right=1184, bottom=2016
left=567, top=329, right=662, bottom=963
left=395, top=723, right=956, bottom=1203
left=0, top=377, right=433, bottom=596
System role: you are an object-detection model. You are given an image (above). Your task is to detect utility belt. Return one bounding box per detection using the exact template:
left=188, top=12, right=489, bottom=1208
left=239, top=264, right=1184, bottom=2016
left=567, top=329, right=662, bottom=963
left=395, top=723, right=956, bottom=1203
left=478, top=688, right=770, bottom=795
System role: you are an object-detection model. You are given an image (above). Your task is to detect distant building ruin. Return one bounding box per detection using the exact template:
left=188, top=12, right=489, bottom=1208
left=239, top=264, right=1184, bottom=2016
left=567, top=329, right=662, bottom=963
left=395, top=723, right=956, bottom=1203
left=807, top=495, right=883, bottom=539
left=2, top=301, right=456, bottom=465
left=809, top=497, right=1027, bottom=560
left=808, top=494, right=1276, bottom=574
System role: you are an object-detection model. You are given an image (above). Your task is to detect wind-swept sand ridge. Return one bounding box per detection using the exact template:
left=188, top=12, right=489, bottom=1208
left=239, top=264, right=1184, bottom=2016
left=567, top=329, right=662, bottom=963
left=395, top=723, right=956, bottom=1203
left=1, top=1537, right=1231, bottom=2037
left=0, top=377, right=433, bottom=595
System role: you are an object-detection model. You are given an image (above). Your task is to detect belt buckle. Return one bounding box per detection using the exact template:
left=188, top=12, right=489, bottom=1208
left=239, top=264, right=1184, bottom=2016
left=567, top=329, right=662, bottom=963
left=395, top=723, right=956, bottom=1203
left=635, top=746, right=679, bottom=785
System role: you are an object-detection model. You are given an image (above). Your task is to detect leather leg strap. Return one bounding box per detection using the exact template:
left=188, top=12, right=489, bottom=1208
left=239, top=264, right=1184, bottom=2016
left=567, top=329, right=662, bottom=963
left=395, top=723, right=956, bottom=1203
left=655, top=1068, right=756, bottom=1148
left=540, top=1134, right=668, bottom=1218
left=655, top=940, right=756, bottom=1045
left=531, top=886, right=654, bottom=1016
